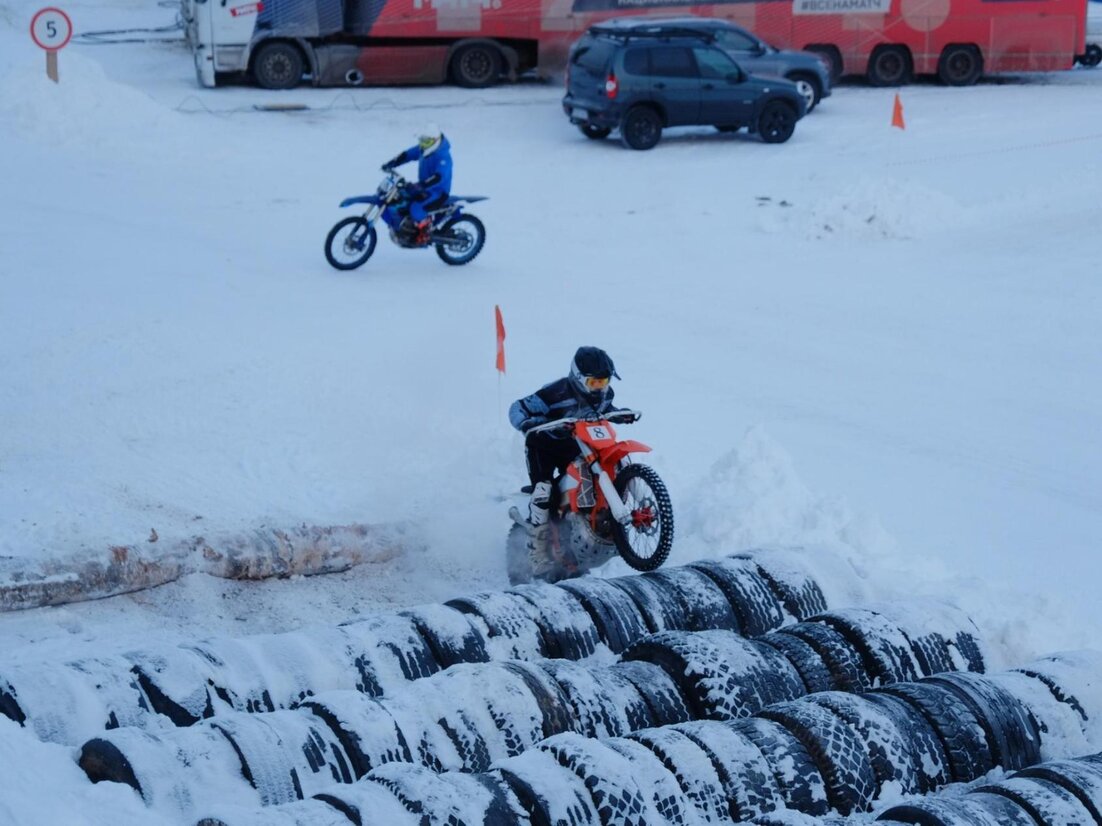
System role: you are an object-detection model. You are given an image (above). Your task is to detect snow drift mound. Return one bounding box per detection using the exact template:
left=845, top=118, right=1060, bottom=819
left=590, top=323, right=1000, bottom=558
left=0, top=36, right=175, bottom=150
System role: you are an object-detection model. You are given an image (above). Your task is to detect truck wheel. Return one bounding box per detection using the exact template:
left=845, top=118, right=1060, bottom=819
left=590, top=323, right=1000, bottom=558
left=938, top=44, right=984, bottom=86
left=252, top=41, right=304, bottom=90
left=450, top=43, right=503, bottom=88
left=867, top=45, right=912, bottom=86
left=1078, top=44, right=1101, bottom=68
left=757, top=100, right=798, bottom=144
left=620, top=106, right=662, bottom=150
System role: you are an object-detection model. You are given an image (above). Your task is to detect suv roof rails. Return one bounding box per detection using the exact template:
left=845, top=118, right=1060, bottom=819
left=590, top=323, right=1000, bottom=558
left=587, top=24, right=717, bottom=42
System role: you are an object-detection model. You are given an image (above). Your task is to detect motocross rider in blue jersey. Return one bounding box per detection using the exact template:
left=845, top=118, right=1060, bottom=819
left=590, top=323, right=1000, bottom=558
left=381, top=124, right=453, bottom=245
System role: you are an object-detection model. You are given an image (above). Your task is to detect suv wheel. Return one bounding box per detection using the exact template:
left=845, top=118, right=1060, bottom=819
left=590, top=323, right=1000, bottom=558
left=788, top=73, right=822, bottom=113
left=757, top=100, right=797, bottom=144
left=620, top=107, right=662, bottom=151
left=579, top=123, right=612, bottom=140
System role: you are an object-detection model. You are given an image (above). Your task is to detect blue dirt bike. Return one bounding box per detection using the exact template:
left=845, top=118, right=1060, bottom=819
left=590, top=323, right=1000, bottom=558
left=324, top=171, right=487, bottom=269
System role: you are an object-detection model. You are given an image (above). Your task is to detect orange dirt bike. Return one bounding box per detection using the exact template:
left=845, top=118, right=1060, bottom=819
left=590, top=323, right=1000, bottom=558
left=507, top=410, right=674, bottom=585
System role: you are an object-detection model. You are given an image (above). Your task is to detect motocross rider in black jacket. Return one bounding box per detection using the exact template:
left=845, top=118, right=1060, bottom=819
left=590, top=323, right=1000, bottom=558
left=508, top=346, right=622, bottom=573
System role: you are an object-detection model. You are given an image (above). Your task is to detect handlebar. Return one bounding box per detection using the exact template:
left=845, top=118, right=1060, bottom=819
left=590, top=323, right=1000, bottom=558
left=526, top=409, right=641, bottom=435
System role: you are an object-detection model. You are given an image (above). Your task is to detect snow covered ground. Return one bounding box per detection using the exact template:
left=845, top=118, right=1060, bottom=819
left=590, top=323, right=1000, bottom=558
left=1, top=0, right=1101, bottom=821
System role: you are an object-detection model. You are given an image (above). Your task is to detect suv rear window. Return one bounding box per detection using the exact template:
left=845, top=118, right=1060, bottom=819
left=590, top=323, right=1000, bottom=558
left=571, top=38, right=616, bottom=74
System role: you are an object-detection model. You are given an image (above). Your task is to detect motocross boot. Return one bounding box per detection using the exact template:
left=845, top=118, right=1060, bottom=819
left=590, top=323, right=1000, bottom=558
left=524, top=482, right=554, bottom=577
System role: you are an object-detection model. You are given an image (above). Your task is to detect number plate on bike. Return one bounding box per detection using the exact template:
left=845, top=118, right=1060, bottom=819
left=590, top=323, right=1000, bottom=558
left=584, top=424, right=613, bottom=442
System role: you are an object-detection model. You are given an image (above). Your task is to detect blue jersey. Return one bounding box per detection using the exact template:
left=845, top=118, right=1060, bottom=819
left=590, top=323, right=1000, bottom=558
left=392, top=136, right=452, bottom=199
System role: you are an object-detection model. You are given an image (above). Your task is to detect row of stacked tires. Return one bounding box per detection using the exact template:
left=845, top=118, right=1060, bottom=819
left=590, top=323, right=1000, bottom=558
left=194, top=652, right=1102, bottom=826
left=2, top=552, right=839, bottom=745
left=78, top=583, right=994, bottom=815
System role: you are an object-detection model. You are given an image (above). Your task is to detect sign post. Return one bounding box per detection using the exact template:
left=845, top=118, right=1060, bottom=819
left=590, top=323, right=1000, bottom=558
left=30, top=7, right=72, bottom=83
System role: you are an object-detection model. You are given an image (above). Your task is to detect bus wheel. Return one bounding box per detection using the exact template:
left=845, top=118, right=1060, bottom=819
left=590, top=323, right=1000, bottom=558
left=866, top=45, right=911, bottom=87
left=1078, top=44, right=1101, bottom=68
left=938, top=44, right=984, bottom=86
left=451, top=43, right=503, bottom=88
left=252, top=41, right=304, bottom=90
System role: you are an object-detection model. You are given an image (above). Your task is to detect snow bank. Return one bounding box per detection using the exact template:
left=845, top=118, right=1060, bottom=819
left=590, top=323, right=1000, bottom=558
left=0, top=34, right=175, bottom=153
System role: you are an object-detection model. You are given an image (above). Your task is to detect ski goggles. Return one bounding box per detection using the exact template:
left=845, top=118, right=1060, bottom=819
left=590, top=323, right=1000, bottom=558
left=418, top=135, right=437, bottom=150
left=583, top=375, right=610, bottom=391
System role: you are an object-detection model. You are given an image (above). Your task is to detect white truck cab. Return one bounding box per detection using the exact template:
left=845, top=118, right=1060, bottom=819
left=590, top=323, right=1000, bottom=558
left=180, top=0, right=269, bottom=87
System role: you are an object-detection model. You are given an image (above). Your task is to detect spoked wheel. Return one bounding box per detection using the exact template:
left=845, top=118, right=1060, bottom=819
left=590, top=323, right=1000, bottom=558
left=435, top=215, right=486, bottom=266
left=325, top=217, right=377, bottom=270
left=612, top=464, right=673, bottom=571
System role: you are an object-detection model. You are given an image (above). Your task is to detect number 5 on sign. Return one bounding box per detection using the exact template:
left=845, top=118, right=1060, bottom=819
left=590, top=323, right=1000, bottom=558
left=30, top=7, right=73, bottom=83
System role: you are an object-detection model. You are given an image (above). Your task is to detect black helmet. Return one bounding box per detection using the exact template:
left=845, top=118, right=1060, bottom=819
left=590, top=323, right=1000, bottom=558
left=570, top=346, right=619, bottom=399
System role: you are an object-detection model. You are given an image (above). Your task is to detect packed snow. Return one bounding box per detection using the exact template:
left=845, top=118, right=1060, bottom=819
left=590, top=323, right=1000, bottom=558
left=1, top=0, right=1101, bottom=822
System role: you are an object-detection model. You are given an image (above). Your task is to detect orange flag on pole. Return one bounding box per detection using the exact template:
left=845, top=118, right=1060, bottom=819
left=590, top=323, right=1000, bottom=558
left=494, top=305, right=506, bottom=374
left=891, top=93, right=906, bottom=130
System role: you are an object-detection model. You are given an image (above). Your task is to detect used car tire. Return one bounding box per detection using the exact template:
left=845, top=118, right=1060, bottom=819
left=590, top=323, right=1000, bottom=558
left=252, top=41, right=304, bottom=90
left=867, top=45, right=912, bottom=86
left=625, top=727, right=732, bottom=823
left=557, top=577, right=650, bottom=654
left=612, top=661, right=693, bottom=727
left=620, top=106, right=663, bottom=150
left=880, top=680, right=994, bottom=784
left=760, top=700, right=879, bottom=815
left=735, top=716, right=830, bottom=816
left=688, top=558, right=786, bottom=636
left=646, top=567, right=740, bottom=631
left=399, top=605, right=490, bottom=668
left=508, top=583, right=601, bottom=660
left=938, top=44, right=984, bottom=86
left=743, top=551, right=829, bottom=620
left=672, top=720, right=784, bottom=821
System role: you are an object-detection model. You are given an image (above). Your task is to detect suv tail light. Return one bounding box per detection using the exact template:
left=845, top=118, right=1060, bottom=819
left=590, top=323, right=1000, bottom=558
left=604, top=73, right=618, bottom=99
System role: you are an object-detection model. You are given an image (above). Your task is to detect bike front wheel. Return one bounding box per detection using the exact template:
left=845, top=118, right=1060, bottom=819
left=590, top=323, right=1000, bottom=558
left=434, top=215, right=486, bottom=266
left=325, top=217, right=377, bottom=270
left=611, top=464, right=673, bottom=571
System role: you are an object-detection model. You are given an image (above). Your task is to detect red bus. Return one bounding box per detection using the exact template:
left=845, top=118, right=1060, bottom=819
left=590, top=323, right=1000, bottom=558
left=182, top=0, right=1089, bottom=88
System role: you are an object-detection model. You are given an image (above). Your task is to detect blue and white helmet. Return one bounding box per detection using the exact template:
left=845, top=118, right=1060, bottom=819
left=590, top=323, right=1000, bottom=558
left=570, top=346, right=619, bottom=400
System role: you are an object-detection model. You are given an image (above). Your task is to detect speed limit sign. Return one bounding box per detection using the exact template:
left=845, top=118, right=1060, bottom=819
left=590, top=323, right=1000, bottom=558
left=30, top=7, right=72, bottom=82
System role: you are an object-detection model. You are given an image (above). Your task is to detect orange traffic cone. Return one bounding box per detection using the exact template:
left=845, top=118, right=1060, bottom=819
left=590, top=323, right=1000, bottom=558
left=891, top=93, right=906, bottom=130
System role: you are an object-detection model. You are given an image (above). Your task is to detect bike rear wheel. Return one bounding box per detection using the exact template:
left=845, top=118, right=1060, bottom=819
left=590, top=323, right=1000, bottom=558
left=325, top=217, right=377, bottom=270
left=435, top=215, right=486, bottom=266
left=612, top=464, right=673, bottom=572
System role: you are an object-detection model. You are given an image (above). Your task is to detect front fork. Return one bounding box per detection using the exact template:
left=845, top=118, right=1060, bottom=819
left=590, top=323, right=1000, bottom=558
left=576, top=436, right=632, bottom=525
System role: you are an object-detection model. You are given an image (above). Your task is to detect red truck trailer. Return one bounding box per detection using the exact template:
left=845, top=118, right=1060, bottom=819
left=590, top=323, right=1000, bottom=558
left=181, top=0, right=1089, bottom=88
